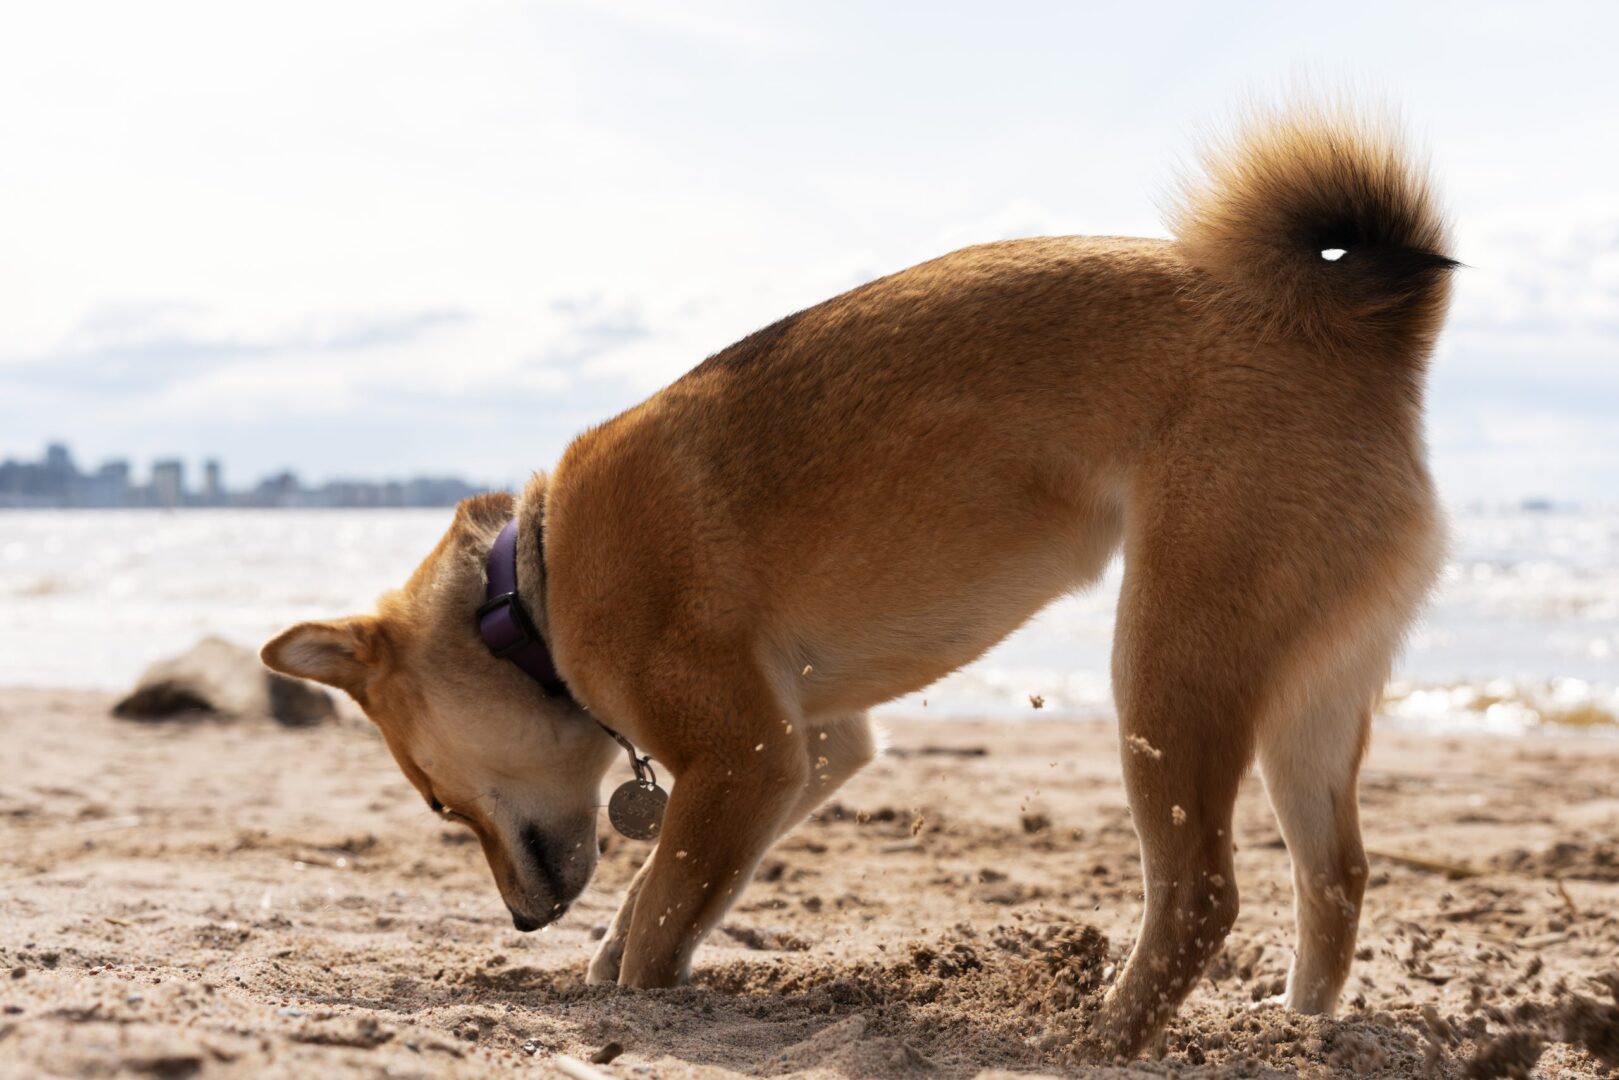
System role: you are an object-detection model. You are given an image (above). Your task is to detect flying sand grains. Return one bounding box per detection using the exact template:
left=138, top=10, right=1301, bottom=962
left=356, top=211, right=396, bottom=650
left=1030, top=694, right=1045, bottom=709
left=1126, top=734, right=1163, bottom=760
left=802, top=664, right=814, bottom=677
left=1171, top=805, right=1187, bottom=826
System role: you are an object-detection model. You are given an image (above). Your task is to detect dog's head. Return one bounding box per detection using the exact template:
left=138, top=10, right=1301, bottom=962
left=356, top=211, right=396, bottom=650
left=260, top=491, right=616, bottom=931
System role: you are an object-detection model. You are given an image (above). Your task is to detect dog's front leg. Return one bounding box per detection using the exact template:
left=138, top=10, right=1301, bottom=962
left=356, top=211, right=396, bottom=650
left=615, top=745, right=808, bottom=987
left=586, top=857, right=654, bottom=984
left=590, top=713, right=876, bottom=983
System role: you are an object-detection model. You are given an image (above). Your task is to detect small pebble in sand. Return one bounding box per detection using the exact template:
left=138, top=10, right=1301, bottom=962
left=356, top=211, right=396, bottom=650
left=9, top=966, right=24, bottom=979
left=1021, top=812, right=1051, bottom=834
left=1126, top=734, right=1163, bottom=760
left=1172, top=805, right=1187, bottom=826
left=590, top=1041, right=625, bottom=1065
left=1029, top=694, right=1045, bottom=709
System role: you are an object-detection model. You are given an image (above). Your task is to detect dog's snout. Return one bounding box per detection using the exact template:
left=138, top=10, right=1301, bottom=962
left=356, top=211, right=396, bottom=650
left=520, top=823, right=574, bottom=899
left=508, top=901, right=568, bottom=932
left=504, top=822, right=593, bottom=933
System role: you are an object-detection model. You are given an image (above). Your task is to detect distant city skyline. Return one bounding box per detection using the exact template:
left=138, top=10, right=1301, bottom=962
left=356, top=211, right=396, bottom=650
left=0, top=440, right=491, bottom=509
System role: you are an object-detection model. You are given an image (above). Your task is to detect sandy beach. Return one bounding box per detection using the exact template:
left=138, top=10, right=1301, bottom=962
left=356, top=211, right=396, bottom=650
left=1, top=689, right=1616, bottom=1078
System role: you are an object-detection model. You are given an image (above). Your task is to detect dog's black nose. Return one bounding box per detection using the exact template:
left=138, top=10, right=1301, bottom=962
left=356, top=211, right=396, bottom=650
left=510, top=911, right=541, bottom=932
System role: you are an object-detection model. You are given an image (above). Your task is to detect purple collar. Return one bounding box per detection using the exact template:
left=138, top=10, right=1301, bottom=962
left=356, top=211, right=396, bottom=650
left=476, top=520, right=570, bottom=698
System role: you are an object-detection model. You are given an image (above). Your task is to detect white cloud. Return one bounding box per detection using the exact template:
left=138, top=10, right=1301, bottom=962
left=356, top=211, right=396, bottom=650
left=1451, top=200, right=1619, bottom=340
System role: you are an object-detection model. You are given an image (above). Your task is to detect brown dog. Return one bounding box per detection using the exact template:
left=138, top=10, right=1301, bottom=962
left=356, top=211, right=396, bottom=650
left=262, top=103, right=1455, bottom=1056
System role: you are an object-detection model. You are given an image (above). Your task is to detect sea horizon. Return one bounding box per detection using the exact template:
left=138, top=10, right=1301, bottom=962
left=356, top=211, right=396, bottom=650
left=2, top=503, right=1613, bottom=734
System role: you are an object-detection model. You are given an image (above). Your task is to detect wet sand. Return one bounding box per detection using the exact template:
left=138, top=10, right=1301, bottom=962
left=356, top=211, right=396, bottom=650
left=1, top=689, right=1616, bottom=1078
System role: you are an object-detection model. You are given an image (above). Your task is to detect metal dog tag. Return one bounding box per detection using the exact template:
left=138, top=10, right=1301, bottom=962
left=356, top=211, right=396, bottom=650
left=608, top=780, right=667, bottom=841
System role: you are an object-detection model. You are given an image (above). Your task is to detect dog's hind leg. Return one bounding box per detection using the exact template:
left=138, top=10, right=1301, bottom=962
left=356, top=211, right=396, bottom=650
left=1095, top=534, right=1268, bottom=1058
left=1257, top=699, right=1371, bottom=1014
left=1097, top=690, right=1249, bottom=1056
left=1255, top=619, right=1407, bottom=1014
left=1095, top=471, right=1439, bottom=1051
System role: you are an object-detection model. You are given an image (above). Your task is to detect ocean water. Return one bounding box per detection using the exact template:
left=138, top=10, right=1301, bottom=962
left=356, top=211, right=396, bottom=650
left=1, top=507, right=1614, bottom=732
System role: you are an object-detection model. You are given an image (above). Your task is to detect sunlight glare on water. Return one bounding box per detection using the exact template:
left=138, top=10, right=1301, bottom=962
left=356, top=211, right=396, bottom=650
left=0, top=505, right=1613, bottom=732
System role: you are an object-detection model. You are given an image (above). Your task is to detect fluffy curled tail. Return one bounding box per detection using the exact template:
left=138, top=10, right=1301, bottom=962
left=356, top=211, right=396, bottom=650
left=1168, top=104, right=1458, bottom=359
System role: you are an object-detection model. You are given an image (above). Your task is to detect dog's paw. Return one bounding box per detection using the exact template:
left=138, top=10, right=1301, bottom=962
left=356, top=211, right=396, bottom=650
left=587, top=936, right=625, bottom=985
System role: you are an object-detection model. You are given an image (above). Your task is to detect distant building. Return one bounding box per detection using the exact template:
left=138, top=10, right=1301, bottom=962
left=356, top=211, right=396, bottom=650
left=151, top=460, right=185, bottom=508
left=42, top=443, right=75, bottom=500
left=251, top=471, right=302, bottom=507
left=203, top=459, right=223, bottom=505
left=0, top=466, right=43, bottom=505
left=82, top=460, right=131, bottom=508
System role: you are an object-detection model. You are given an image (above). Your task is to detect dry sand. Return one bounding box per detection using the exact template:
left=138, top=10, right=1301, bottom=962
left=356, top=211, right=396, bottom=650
left=1, top=688, right=1616, bottom=1078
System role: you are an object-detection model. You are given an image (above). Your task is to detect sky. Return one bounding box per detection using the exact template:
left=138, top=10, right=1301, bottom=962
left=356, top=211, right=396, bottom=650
left=1, top=0, right=1616, bottom=501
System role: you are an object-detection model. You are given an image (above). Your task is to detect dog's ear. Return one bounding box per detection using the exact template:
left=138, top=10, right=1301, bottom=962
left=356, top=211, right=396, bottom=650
left=261, top=617, right=387, bottom=696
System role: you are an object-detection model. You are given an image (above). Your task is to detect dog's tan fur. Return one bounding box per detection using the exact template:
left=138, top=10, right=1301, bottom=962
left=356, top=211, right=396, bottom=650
left=263, top=103, right=1455, bottom=1056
